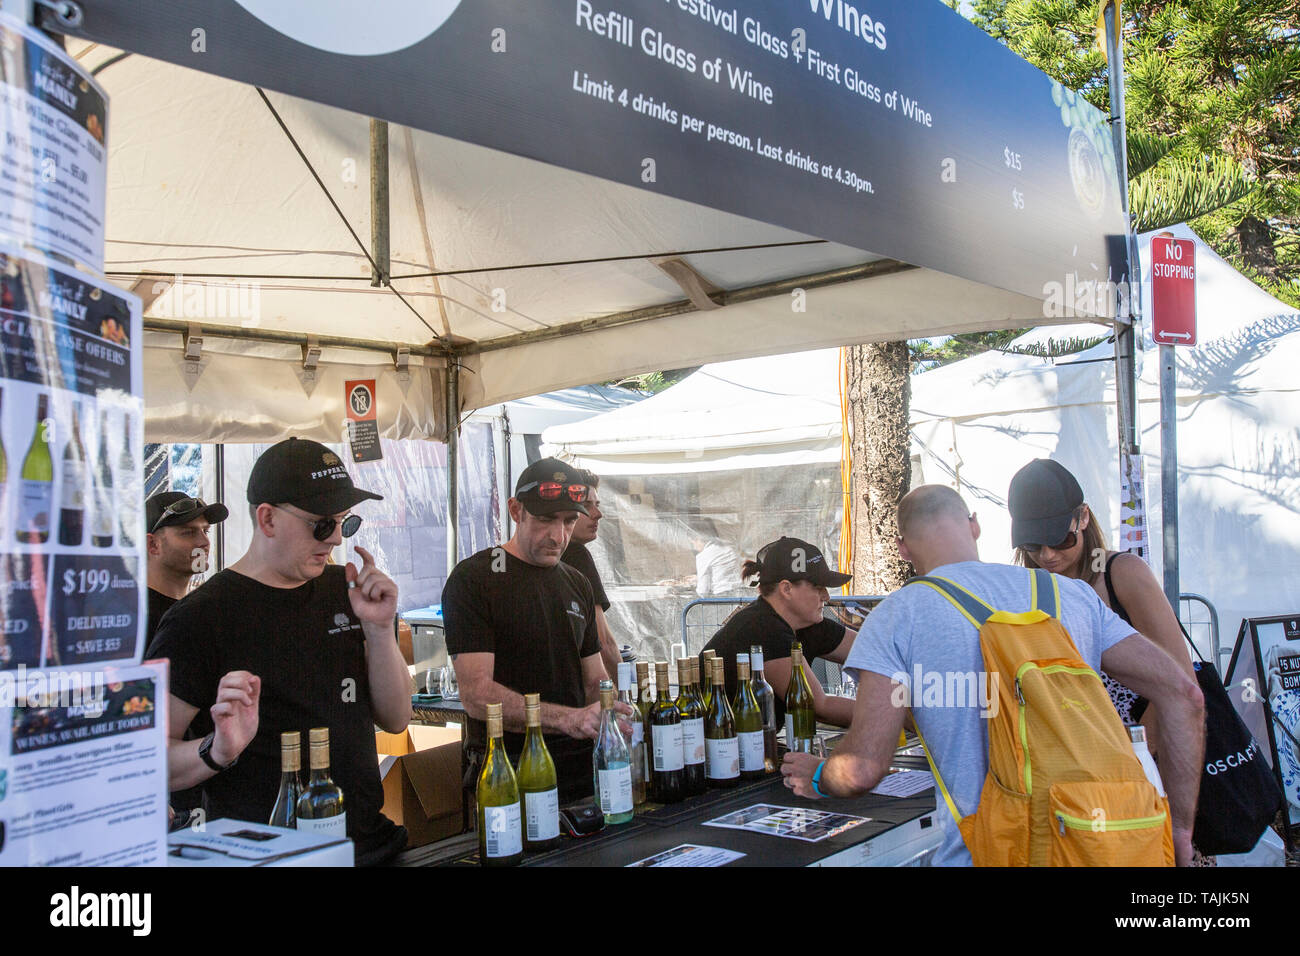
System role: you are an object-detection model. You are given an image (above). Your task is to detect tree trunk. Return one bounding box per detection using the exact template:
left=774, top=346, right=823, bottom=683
left=846, top=341, right=912, bottom=595
left=1231, top=215, right=1277, bottom=279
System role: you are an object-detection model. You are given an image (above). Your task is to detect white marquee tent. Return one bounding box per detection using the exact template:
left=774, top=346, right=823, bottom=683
left=547, top=225, right=1300, bottom=653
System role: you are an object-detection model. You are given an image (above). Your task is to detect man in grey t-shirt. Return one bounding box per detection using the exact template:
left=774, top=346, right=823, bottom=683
left=780, top=485, right=1204, bottom=866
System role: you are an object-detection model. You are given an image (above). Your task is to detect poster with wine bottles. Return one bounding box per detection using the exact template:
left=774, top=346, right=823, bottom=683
left=0, top=243, right=144, bottom=671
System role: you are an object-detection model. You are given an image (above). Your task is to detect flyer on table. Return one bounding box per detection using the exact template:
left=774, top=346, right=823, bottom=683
left=0, top=660, right=168, bottom=866
left=0, top=243, right=144, bottom=672
left=0, top=12, right=108, bottom=270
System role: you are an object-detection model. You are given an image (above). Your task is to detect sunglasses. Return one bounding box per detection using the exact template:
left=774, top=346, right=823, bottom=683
left=1022, top=527, right=1079, bottom=555
left=275, top=505, right=363, bottom=542
left=516, top=480, right=588, bottom=503
left=150, top=496, right=209, bottom=534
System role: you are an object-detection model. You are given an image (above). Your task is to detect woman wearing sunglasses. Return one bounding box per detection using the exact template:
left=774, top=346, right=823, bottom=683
left=1007, top=459, right=1198, bottom=758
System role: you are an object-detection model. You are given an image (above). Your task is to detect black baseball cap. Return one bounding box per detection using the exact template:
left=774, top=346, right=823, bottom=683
left=146, top=491, right=229, bottom=533
left=513, top=457, right=590, bottom=517
left=755, top=536, right=851, bottom=588
left=1008, top=459, right=1084, bottom=549
left=247, top=437, right=383, bottom=516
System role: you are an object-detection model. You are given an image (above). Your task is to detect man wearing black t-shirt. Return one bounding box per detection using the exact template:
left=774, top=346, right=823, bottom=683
left=145, top=490, right=230, bottom=821
left=445, top=458, right=633, bottom=803
left=703, top=537, right=860, bottom=729
left=147, top=438, right=412, bottom=865
left=560, top=469, right=621, bottom=680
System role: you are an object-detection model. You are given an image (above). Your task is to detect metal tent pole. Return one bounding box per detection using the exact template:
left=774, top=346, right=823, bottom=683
left=1159, top=345, right=1179, bottom=608
left=446, top=359, right=460, bottom=577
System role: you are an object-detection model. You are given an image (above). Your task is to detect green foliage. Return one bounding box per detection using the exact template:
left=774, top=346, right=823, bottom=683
left=908, top=330, right=1109, bottom=371
left=967, top=0, right=1300, bottom=298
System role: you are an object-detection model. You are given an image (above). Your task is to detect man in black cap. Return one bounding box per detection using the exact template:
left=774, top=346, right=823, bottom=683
left=560, top=468, right=622, bottom=680
left=444, top=457, right=633, bottom=802
left=147, top=438, right=411, bottom=864
left=703, top=536, right=859, bottom=729
left=144, top=491, right=229, bottom=646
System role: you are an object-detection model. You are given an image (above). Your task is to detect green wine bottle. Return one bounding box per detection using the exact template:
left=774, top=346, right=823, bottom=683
left=785, top=643, right=817, bottom=754
left=516, top=692, right=560, bottom=852
left=676, top=657, right=706, bottom=797
left=17, top=393, right=53, bottom=544
left=295, top=727, right=346, bottom=836
left=649, top=660, right=684, bottom=803
left=477, top=702, right=523, bottom=866
left=269, top=731, right=302, bottom=828
left=704, top=657, right=739, bottom=788
left=593, top=681, right=634, bottom=824
left=733, top=654, right=766, bottom=780
left=750, top=645, right=778, bottom=772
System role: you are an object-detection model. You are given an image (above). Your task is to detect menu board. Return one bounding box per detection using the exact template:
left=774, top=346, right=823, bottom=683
left=0, top=13, right=108, bottom=269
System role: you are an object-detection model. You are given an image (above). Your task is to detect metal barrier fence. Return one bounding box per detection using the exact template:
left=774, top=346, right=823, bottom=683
left=1178, top=592, right=1222, bottom=671
left=682, top=591, right=1224, bottom=682
left=680, top=595, right=888, bottom=690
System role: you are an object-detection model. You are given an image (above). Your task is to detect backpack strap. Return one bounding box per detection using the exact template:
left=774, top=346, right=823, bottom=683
left=905, top=575, right=995, bottom=629
left=912, top=723, right=963, bottom=826
left=1029, top=568, right=1060, bottom=618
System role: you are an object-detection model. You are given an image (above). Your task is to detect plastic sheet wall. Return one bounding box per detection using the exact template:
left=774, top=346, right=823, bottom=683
left=590, top=463, right=843, bottom=664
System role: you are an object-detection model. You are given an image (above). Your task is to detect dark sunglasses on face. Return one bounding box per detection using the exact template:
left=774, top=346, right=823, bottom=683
left=516, top=480, right=588, bottom=503
left=276, top=505, right=363, bottom=542
left=1022, top=527, right=1079, bottom=555
left=150, top=496, right=208, bottom=533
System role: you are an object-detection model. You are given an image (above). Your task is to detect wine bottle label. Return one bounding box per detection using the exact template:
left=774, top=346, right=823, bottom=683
left=651, top=723, right=683, bottom=771
left=738, top=730, right=765, bottom=771
left=91, top=497, right=113, bottom=536
left=62, top=460, right=87, bottom=508
left=598, top=766, right=633, bottom=814
left=705, top=736, right=740, bottom=779
left=785, top=714, right=814, bottom=752
left=297, top=811, right=347, bottom=837
left=483, top=802, right=522, bottom=858
left=524, top=788, right=559, bottom=841
left=18, top=480, right=51, bottom=532
left=681, top=717, right=705, bottom=766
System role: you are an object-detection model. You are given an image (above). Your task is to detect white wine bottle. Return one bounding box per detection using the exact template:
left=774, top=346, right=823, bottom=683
left=649, top=660, right=684, bottom=803
left=733, top=654, right=766, bottom=780
left=17, top=394, right=53, bottom=544
left=617, top=661, right=646, bottom=805
left=477, top=702, right=523, bottom=866
left=785, top=643, right=817, bottom=754
left=57, top=401, right=87, bottom=547
left=593, top=681, right=634, bottom=824
left=750, top=645, right=778, bottom=772
left=704, top=657, right=739, bottom=788
left=269, top=731, right=302, bottom=828
left=296, top=727, right=346, bottom=836
left=516, top=692, right=560, bottom=852
left=699, top=649, right=717, bottom=709
left=636, top=660, right=653, bottom=788
left=90, top=408, right=113, bottom=548
left=675, top=657, right=706, bottom=797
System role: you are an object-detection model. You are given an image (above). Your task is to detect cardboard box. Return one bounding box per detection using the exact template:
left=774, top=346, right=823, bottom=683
left=376, top=725, right=464, bottom=848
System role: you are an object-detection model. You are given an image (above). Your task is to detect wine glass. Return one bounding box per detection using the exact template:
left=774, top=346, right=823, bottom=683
left=421, top=667, right=438, bottom=696
left=439, top=664, right=459, bottom=700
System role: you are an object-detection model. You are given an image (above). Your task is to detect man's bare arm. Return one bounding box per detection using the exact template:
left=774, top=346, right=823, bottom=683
left=782, top=672, right=905, bottom=797
left=454, top=651, right=607, bottom=740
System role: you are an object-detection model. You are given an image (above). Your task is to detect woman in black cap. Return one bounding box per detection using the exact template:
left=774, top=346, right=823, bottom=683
left=1007, top=459, right=1198, bottom=755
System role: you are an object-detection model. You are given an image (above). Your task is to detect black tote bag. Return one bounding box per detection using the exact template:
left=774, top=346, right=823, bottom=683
left=1182, top=627, right=1284, bottom=855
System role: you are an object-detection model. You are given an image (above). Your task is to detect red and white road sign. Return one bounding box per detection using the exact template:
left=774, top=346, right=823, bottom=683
left=1151, top=236, right=1196, bottom=346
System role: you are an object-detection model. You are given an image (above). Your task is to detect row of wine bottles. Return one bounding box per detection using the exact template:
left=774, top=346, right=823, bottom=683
left=269, top=727, right=347, bottom=835
left=475, top=688, right=636, bottom=866
left=474, top=643, right=820, bottom=865
left=1, top=389, right=140, bottom=548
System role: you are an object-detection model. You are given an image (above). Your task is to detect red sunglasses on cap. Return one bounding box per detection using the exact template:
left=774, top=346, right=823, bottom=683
left=516, top=480, right=589, bottom=503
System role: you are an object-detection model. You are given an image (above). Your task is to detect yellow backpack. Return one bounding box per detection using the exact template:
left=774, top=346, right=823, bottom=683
left=908, top=569, right=1174, bottom=866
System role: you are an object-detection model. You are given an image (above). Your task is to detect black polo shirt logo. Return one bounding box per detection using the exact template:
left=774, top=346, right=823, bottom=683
left=328, top=612, right=361, bottom=635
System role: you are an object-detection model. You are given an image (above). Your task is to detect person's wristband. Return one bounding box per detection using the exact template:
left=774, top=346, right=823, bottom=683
left=811, top=760, right=828, bottom=797
left=199, top=732, right=237, bottom=772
